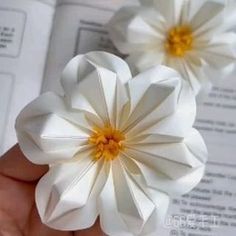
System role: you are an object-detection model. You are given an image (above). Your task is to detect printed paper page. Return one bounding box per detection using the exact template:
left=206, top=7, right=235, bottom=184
left=0, top=0, right=56, bottom=154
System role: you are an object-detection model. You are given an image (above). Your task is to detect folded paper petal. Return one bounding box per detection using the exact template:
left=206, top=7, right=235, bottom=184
left=61, top=51, right=132, bottom=96
left=196, top=32, right=236, bottom=68
left=108, top=7, right=164, bottom=54
left=189, top=0, right=224, bottom=36
left=126, top=75, right=195, bottom=139
left=36, top=153, right=108, bottom=230
left=16, top=93, right=91, bottom=164
left=16, top=52, right=207, bottom=235
left=122, top=65, right=181, bottom=132
left=126, top=51, right=165, bottom=74
left=99, top=159, right=169, bottom=236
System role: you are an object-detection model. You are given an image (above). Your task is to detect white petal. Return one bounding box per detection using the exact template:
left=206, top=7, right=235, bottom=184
left=69, top=89, right=103, bottom=128
left=127, top=80, right=196, bottom=140
left=120, top=156, right=170, bottom=235
left=115, top=78, right=130, bottom=128
left=126, top=50, right=165, bottom=74
left=203, top=62, right=235, bottom=88
left=222, top=0, right=236, bottom=31
left=71, top=68, right=116, bottom=124
left=98, top=163, right=133, bottom=236
left=185, top=128, right=208, bottom=164
left=112, top=159, right=155, bottom=235
left=23, top=114, right=88, bottom=160
left=137, top=189, right=169, bottom=236
left=152, top=0, right=186, bottom=26
left=133, top=159, right=205, bottom=196
left=16, top=92, right=91, bottom=164
left=61, top=52, right=131, bottom=126
left=108, top=6, right=164, bottom=54
left=61, top=52, right=132, bottom=96
left=190, top=0, right=224, bottom=38
left=185, top=60, right=209, bottom=95
left=168, top=57, right=203, bottom=95
left=122, top=128, right=207, bottom=195
left=24, top=114, right=88, bottom=149
left=122, top=65, right=181, bottom=135
left=126, top=133, right=182, bottom=146
left=99, top=158, right=168, bottom=236
left=197, top=33, right=236, bottom=68
left=125, top=139, right=204, bottom=180
left=36, top=153, right=108, bottom=230
left=85, top=51, right=132, bottom=84
left=125, top=13, right=161, bottom=43
left=61, top=54, right=89, bottom=96
left=70, top=65, right=129, bottom=127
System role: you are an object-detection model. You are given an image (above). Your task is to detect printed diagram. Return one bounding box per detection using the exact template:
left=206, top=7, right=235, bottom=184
left=74, top=20, right=124, bottom=58
left=0, top=8, right=26, bottom=57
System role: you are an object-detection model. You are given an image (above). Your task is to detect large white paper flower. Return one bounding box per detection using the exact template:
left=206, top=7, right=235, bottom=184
left=16, top=52, right=207, bottom=236
left=108, top=0, right=236, bottom=94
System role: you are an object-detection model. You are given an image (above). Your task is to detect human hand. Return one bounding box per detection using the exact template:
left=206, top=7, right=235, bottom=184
left=0, top=145, right=104, bottom=236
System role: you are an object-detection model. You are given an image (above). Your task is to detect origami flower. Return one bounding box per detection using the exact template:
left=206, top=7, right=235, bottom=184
left=16, top=52, right=207, bottom=236
left=108, top=0, right=236, bottom=94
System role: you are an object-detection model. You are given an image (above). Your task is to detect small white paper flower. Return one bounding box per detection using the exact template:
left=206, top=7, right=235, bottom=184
left=16, top=52, right=207, bottom=236
left=108, top=0, right=236, bottom=94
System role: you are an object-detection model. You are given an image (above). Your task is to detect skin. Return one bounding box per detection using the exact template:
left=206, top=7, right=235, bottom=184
left=0, top=145, right=104, bottom=236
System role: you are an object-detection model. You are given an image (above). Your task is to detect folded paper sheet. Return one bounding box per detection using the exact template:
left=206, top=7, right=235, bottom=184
left=16, top=52, right=207, bottom=235
left=108, top=0, right=236, bottom=95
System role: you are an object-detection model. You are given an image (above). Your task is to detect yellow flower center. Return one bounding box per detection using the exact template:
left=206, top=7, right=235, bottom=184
left=89, top=125, right=125, bottom=161
left=165, top=25, right=193, bottom=57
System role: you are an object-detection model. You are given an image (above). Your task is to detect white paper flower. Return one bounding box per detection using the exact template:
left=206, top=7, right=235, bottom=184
left=108, top=0, right=236, bottom=94
left=16, top=52, right=207, bottom=236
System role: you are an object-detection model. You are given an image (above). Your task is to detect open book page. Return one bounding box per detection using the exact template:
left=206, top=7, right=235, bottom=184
left=0, top=0, right=56, bottom=154
left=43, top=1, right=236, bottom=235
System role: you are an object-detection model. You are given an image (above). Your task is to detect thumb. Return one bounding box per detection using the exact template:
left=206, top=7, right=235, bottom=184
left=0, top=145, right=48, bottom=182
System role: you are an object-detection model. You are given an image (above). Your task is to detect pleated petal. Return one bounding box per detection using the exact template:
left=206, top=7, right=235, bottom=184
left=61, top=51, right=132, bottom=96
left=122, top=128, right=207, bottom=196
left=197, top=32, right=236, bottom=68
left=127, top=78, right=195, bottom=140
left=99, top=158, right=169, bottom=236
left=113, top=159, right=155, bottom=235
left=137, top=188, right=169, bottom=236
left=98, top=163, right=133, bottom=236
left=126, top=50, right=165, bottom=74
left=126, top=147, right=177, bottom=179
left=36, top=152, right=108, bottom=230
left=122, top=65, right=181, bottom=134
left=152, top=0, right=186, bottom=27
left=108, top=6, right=164, bottom=54
left=69, top=64, right=129, bottom=128
left=16, top=92, right=91, bottom=164
left=120, top=155, right=170, bottom=235
left=127, top=155, right=205, bottom=198
left=167, top=57, right=204, bottom=95
left=189, top=0, right=224, bottom=38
